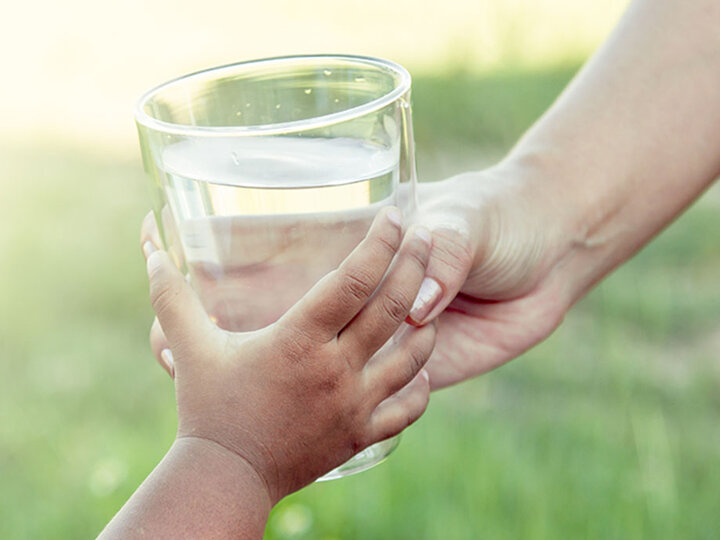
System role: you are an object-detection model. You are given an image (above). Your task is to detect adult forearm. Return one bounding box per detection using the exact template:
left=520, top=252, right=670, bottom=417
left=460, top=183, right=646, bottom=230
left=506, top=0, right=720, bottom=302
left=98, top=438, right=271, bottom=539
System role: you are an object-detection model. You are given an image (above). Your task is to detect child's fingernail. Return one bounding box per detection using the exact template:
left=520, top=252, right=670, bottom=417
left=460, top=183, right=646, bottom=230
left=161, top=348, right=175, bottom=376
left=415, top=226, right=432, bottom=246
left=386, top=207, right=403, bottom=227
left=143, top=241, right=157, bottom=259
left=409, top=277, right=443, bottom=323
left=146, top=251, right=163, bottom=276
left=420, top=369, right=430, bottom=383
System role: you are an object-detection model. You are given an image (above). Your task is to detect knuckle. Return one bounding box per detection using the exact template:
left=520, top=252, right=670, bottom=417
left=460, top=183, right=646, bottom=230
left=149, top=281, right=176, bottom=316
left=372, top=231, right=399, bottom=258
left=340, top=268, right=376, bottom=302
left=406, top=343, right=429, bottom=378
left=274, top=324, right=318, bottom=363
left=380, top=291, right=412, bottom=323
left=409, top=247, right=430, bottom=272
left=403, top=239, right=430, bottom=271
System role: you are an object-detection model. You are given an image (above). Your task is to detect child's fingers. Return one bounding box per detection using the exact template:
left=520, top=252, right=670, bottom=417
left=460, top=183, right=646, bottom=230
left=364, top=322, right=436, bottom=404
left=365, top=370, right=431, bottom=444
left=146, top=249, right=217, bottom=358
left=339, top=226, right=432, bottom=361
left=280, top=207, right=403, bottom=341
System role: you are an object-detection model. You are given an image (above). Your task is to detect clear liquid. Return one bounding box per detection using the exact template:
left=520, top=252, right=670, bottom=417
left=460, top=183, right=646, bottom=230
left=159, top=136, right=399, bottom=331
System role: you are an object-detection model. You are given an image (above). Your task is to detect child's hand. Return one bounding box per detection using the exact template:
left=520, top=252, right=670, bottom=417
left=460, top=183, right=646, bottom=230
left=143, top=207, right=435, bottom=503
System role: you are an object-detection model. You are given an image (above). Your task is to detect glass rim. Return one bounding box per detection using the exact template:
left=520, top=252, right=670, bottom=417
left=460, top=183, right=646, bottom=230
left=134, top=54, right=411, bottom=137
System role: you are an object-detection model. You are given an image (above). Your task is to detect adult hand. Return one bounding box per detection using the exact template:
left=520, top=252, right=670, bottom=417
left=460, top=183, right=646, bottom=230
left=141, top=162, right=575, bottom=391
left=407, top=164, right=576, bottom=389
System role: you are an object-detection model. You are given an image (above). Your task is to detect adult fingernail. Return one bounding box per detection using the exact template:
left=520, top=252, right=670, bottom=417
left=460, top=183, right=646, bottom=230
left=143, top=241, right=157, bottom=259
left=161, top=349, right=175, bottom=377
left=386, top=207, right=403, bottom=228
left=409, top=277, right=443, bottom=323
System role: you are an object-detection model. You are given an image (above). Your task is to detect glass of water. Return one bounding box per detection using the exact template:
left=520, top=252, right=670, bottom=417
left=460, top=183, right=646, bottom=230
left=135, top=55, right=417, bottom=480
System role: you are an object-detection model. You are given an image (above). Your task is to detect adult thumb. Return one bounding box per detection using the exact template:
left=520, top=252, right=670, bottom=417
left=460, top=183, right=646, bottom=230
left=407, top=207, right=474, bottom=326
left=146, top=249, right=215, bottom=354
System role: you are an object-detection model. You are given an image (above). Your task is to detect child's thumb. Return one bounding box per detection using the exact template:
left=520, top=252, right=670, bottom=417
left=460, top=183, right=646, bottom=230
left=146, top=249, right=215, bottom=353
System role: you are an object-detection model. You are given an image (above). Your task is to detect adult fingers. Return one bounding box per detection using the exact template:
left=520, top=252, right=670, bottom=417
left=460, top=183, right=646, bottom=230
left=406, top=198, right=474, bottom=326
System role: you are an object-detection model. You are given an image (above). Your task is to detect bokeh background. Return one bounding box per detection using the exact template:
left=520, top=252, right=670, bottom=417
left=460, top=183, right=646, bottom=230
left=2, top=0, right=720, bottom=538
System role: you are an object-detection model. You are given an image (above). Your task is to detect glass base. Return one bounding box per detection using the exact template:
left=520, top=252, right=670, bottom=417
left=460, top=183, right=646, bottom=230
left=317, top=435, right=401, bottom=481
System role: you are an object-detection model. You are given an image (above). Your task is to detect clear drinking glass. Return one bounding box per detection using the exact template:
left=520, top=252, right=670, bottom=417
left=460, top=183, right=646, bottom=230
left=135, top=55, right=417, bottom=480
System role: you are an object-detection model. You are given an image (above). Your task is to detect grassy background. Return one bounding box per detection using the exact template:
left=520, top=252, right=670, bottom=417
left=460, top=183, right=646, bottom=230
left=2, top=66, right=720, bottom=539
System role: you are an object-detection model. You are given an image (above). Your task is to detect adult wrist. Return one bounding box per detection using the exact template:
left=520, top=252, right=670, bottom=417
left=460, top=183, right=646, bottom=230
left=496, top=145, right=604, bottom=304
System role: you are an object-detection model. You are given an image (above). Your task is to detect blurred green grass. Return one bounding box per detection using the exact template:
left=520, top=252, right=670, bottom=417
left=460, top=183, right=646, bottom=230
left=1, top=65, right=719, bottom=539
